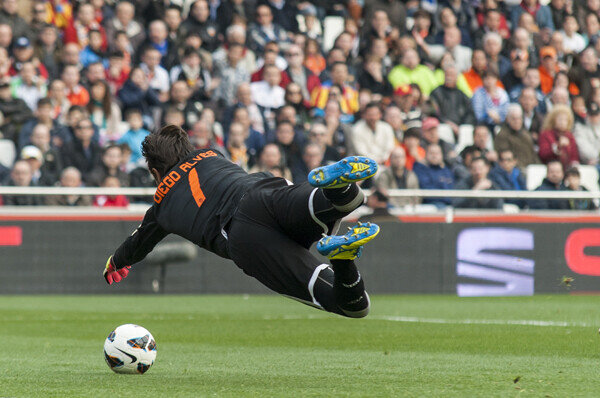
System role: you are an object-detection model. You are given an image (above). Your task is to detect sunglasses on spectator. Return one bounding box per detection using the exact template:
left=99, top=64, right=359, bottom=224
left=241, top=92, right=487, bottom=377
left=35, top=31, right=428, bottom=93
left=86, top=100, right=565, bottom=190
left=286, top=52, right=301, bottom=57
left=499, top=157, right=514, bottom=162
left=77, top=124, right=93, bottom=130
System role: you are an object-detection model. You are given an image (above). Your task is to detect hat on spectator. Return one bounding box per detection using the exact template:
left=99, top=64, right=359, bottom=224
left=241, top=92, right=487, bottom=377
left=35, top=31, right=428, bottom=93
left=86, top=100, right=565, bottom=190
left=540, top=46, right=557, bottom=60
left=14, top=36, right=31, bottom=49
left=21, top=145, right=43, bottom=162
left=301, top=4, right=317, bottom=16
left=422, top=117, right=440, bottom=131
left=589, top=102, right=600, bottom=116
left=394, top=84, right=412, bottom=97
left=510, top=49, right=529, bottom=62
left=403, top=127, right=422, bottom=139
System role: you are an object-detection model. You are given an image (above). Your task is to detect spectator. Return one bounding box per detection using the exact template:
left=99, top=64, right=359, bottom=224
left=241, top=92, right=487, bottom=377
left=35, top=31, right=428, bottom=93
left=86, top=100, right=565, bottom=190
left=283, top=44, right=321, bottom=101
left=291, top=142, right=324, bottom=183
left=503, top=49, right=530, bottom=101
left=61, top=119, right=102, bottom=180
left=216, top=0, right=255, bottom=35
left=213, top=43, right=251, bottom=108
left=180, top=0, right=220, bottom=53
left=560, top=15, right=586, bottom=55
left=564, top=166, right=597, bottom=210
left=573, top=102, right=600, bottom=165
left=139, top=20, right=178, bottom=70
left=28, top=123, right=62, bottom=184
left=494, top=104, right=540, bottom=168
left=62, top=65, right=89, bottom=106
left=400, top=127, right=426, bottom=170
left=392, top=84, right=422, bottom=129
left=17, top=97, right=66, bottom=152
left=162, top=80, right=201, bottom=131
left=538, top=104, right=580, bottom=168
left=511, top=0, right=555, bottom=31
left=462, top=49, right=492, bottom=95
left=519, top=87, right=544, bottom=139
left=2, top=160, right=44, bottom=205
left=189, top=120, right=225, bottom=153
left=420, top=117, right=456, bottom=164
left=34, top=24, right=61, bottom=79
left=250, top=64, right=285, bottom=110
left=375, top=146, right=420, bottom=208
left=87, top=144, right=129, bottom=187
left=64, top=3, right=107, bottom=52
left=310, top=62, right=359, bottom=124
left=482, top=32, right=511, bottom=79
left=48, top=79, right=71, bottom=123
left=249, top=143, right=292, bottom=180
left=105, top=1, right=145, bottom=50
left=472, top=67, right=509, bottom=129
left=87, top=81, right=122, bottom=145
left=247, top=4, right=290, bottom=54
left=20, top=145, right=56, bottom=186
left=169, top=47, right=212, bottom=102
left=46, top=167, right=93, bottom=206
left=117, top=66, right=162, bottom=126
left=213, top=24, right=256, bottom=76
left=348, top=102, right=395, bottom=164
left=429, top=64, right=476, bottom=134
left=93, top=175, right=129, bottom=207
left=358, top=56, right=393, bottom=98
left=79, top=29, right=106, bottom=68
left=489, top=149, right=527, bottom=207
left=0, top=79, right=32, bottom=142
left=453, top=156, right=504, bottom=209
left=139, top=47, right=170, bottom=102
left=0, top=0, right=30, bottom=41
left=538, top=46, right=559, bottom=95
left=226, top=121, right=253, bottom=171
left=388, top=48, right=437, bottom=97
left=530, top=160, right=569, bottom=209
left=10, top=62, right=47, bottom=111
left=568, top=47, right=600, bottom=101
left=413, top=143, right=454, bottom=207
left=306, top=121, right=340, bottom=164
left=118, top=109, right=150, bottom=165
left=303, top=38, right=326, bottom=76
left=424, top=27, right=472, bottom=73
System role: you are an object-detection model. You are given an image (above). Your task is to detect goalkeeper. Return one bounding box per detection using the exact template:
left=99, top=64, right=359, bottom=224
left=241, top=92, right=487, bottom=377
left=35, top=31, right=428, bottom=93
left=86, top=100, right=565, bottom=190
left=104, top=125, right=380, bottom=318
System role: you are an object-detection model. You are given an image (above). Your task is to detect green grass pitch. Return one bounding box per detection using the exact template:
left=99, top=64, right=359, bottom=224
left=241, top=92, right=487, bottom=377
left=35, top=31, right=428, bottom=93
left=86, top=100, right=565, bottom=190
left=2, top=295, right=600, bottom=397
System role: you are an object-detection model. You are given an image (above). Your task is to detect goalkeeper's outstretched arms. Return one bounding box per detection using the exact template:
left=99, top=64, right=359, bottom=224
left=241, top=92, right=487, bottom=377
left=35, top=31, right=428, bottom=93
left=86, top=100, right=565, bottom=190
left=104, top=206, right=168, bottom=285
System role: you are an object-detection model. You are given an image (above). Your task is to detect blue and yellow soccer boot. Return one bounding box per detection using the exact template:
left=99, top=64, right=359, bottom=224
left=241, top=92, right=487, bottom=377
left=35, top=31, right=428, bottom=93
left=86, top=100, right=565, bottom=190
left=316, top=222, right=380, bottom=260
left=308, top=156, right=378, bottom=188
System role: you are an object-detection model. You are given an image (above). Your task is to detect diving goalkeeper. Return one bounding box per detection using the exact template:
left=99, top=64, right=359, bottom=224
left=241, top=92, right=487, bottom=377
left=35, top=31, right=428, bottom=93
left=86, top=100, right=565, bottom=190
left=103, top=125, right=380, bottom=318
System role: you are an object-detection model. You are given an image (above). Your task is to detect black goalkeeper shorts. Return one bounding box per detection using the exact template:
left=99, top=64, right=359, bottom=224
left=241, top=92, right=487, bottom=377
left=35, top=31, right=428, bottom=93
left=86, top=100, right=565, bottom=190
left=226, top=178, right=345, bottom=307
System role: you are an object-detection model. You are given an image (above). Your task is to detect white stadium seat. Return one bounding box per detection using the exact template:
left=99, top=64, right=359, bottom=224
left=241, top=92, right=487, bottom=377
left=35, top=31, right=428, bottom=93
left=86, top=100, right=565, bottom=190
left=437, top=123, right=456, bottom=144
left=0, top=139, right=15, bottom=168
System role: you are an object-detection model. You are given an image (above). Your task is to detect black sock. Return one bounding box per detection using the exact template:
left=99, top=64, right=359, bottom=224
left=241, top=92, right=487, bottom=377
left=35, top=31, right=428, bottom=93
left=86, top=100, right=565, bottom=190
left=330, top=259, right=369, bottom=314
left=322, top=183, right=362, bottom=210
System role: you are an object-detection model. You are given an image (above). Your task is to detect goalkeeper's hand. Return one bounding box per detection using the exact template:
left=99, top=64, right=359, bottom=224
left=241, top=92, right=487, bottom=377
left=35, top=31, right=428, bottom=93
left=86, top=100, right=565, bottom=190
left=103, top=256, right=131, bottom=285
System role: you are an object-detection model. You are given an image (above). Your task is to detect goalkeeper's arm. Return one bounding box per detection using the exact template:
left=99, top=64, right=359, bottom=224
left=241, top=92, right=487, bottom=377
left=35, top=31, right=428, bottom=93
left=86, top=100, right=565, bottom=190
left=104, top=206, right=168, bottom=285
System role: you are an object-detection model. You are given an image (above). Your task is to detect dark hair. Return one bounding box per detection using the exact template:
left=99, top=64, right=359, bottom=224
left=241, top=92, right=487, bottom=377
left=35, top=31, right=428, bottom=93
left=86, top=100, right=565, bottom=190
left=102, top=143, right=122, bottom=155
left=124, top=108, right=142, bottom=120
left=142, top=125, right=194, bottom=178
left=36, top=97, right=52, bottom=108
left=565, top=166, right=580, bottom=177
left=87, top=80, right=112, bottom=117
left=471, top=156, right=490, bottom=166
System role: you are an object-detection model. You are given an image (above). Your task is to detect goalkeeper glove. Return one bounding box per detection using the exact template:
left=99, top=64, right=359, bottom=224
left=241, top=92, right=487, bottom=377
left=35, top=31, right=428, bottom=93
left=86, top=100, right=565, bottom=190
left=103, top=256, right=131, bottom=285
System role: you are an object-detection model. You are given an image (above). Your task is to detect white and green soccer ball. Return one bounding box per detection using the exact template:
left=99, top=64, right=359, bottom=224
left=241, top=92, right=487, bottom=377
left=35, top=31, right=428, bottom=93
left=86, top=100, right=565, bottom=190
left=103, top=324, right=157, bottom=374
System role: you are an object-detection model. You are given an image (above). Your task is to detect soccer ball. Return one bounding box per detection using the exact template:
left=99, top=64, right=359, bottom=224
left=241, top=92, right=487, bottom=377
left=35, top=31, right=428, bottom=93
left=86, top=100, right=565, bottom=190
left=103, top=324, right=157, bottom=374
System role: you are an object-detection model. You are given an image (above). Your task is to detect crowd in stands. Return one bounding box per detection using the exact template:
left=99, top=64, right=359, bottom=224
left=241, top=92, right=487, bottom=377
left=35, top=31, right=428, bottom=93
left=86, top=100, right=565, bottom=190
left=0, top=0, right=599, bottom=210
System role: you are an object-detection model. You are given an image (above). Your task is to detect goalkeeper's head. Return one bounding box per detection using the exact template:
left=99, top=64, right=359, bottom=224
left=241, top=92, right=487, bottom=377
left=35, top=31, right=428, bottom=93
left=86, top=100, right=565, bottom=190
left=142, top=124, right=195, bottom=183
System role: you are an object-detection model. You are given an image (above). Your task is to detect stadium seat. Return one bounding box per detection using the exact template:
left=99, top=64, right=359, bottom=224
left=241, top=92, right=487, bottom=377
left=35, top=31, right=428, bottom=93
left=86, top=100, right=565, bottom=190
left=525, top=164, right=548, bottom=191
left=437, top=123, right=456, bottom=144
left=455, top=125, right=474, bottom=153
left=0, top=139, right=15, bottom=168
left=577, top=165, right=600, bottom=191
left=323, top=16, right=344, bottom=51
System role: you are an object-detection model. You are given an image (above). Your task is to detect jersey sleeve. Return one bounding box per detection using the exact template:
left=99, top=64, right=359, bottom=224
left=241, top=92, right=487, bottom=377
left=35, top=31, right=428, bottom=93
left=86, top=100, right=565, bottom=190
left=112, top=206, right=169, bottom=269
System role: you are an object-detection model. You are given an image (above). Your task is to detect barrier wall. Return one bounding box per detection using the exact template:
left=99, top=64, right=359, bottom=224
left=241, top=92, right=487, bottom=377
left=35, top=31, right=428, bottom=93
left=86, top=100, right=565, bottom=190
left=2, top=212, right=600, bottom=295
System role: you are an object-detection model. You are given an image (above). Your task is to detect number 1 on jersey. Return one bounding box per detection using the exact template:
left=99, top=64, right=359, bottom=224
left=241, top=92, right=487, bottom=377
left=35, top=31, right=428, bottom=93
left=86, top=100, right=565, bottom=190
left=188, top=168, right=205, bottom=207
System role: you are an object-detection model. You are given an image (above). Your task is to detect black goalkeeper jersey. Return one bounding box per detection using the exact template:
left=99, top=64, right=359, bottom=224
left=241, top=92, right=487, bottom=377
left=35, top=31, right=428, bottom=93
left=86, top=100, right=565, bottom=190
left=112, top=149, right=270, bottom=268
